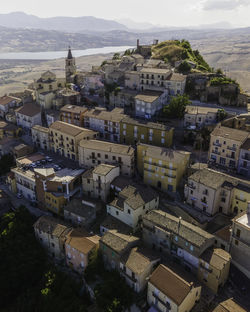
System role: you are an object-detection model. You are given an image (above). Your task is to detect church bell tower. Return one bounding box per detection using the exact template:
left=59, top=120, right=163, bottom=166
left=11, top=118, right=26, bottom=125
left=65, top=47, right=76, bottom=83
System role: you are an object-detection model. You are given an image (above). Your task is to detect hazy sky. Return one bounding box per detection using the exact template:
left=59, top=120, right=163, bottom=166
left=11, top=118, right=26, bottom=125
left=1, top=0, right=250, bottom=27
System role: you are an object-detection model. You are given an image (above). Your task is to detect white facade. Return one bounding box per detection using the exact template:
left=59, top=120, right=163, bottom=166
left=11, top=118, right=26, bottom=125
left=107, top=193, right=159, bottom=229
left=12, top=168, right=36, bottom=200
left=31, top=125, right=50, bottom=151
left=16, top=111, right=42, bottom=129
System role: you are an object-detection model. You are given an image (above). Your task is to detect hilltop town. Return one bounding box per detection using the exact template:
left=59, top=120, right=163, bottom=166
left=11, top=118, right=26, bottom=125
left=0, top=39, right=250, bottom=312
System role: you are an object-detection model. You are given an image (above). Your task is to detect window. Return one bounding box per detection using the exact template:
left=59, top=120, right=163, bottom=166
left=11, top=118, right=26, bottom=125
left=97, top=153, right=101, bottom=158
left=87, top=179, right=90, bottom=184
left=123, top=130, right=126, bottom=135
left=105, top=154, right=108, bottom=159
left=112, top=156, right=116, bottom=160
left=128, top=209, right=131, bottom=214
left=190, top=245, right=194, bottom=251
left=116, top=211, right=119, bottom=216
left=141, top=134, right=144, bottom=139
left=190, top=190, right=193, bottom=195
left=236, top=229, right=241, bottom=238
left=161, top=138, right=165, bottom=144
left=174, top=235, right=178, bottom=241
left=123, top=124, right=126, bottom=129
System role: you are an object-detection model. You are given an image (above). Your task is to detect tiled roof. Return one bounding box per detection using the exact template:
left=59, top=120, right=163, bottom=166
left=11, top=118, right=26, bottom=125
left=32, top=125, right=49, bottom=133
left=214, top=225, right=231, bottom=243
left=0, top=95, right=20, bottom=106
left=143, top=210, right=214, bottom=248
left=185, top=106, right=219, bottom=115
left=213, top=298, right=247, bottom=312
left=33, top=215, right=70, bottom=237
left=121, top=116, right=173, bottom=131
left=64, top=198, right=96, bottom=219
left=66, top=229, right=99, bottom=255
left=84, top=107, right=125, bottom=122
left=93, top=164, right=117, bottom=176
left=149, top=264, right=193, bottom=306
left=79, top=140, right=134, bottom=156
left=189, top=168, right=250, bottom=190
left=100, top=230, right=139, bottom=254
left=110, top=184, right=158, bottom=211
left=101, top=215, right=133, bottom=235
left=135, top=91, right=163, bottom=103
left=200, top=248, right=231, bottom=270
left=15, top=103, right=41, bottom=117
left=211, top=126, right=249, bottom=143
left=121, top=247, right=159, bottom=275
left=60, top=104, right=88, bottom=114
left=50, top=121, right=94, bottom=137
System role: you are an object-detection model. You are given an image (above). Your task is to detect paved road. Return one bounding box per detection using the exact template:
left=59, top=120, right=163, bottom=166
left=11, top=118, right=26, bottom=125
left=0, top=182, right=50, bottom=218
left=191, top=100, right=248, bottom=115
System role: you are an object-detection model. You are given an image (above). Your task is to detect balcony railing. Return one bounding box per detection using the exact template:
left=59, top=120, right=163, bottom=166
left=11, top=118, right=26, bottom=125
left=235, top=196, right=246, bottom=202
left=212, top=150, right=220, bottom=155
left=213, top=142, right=222, bottom=147
left=227, top=146, right=236, bottom=151
left=152, top=293, right=171, bottom=309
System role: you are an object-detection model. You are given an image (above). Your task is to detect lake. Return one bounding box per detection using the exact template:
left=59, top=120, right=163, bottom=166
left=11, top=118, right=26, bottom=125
left=0, top=46, right=135, bottom=60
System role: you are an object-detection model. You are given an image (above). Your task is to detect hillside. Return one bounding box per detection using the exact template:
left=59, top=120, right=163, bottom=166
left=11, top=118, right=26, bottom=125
left=151, top=40, right=212, bottom=72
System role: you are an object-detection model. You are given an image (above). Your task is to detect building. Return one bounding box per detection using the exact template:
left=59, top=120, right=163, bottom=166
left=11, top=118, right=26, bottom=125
left=120, top=247, right=160, bottom=293
left=184, top=168, right=250, bottom=216
left=65, top=229, right=100, bottom=274
left=34, top=167, right=84, bottom=215
left=107, top=183, right=159, bottom=229
left=46, top=110, right=60, bottom=126
left=198, top=248, right=231, bottom=293
left=100, top=214, right=133, bottom=236
left=11, top=167, right=36, bottom=200
left=31, top=125, right=50, bottom=151
left=137, top=143, right=190, bottom=193
left=135, top=91, right=166, bottom=119
left=184, top=106, right=219, bottom=129
left=142, top=210, right=214, bottom=266
left=0, top=121, right=21, bottom=139
left=214, top=225, right=231, bottom=252
left=147, top=264, right=201, bottom=312
left=100, top=230, right=139, bottom=270
left=120, top=116, right=174, bottom=147
left=0, top=95, right=21, bottom=118
left=65, top=47, right=77, bottom=83
left=60, top=104, right=88, bottom=127
left=64, top=198, right=96, bottom=228
left=34, top=71, right=65, bottom=109
left=53, top=89, right=81, bottom=110
left=238, top=138, right=250, bottom=178
left=83, top=107, right=126, bottom=142
left=139, top=67, right=186, bottom=95
left=0, top=138, right=21, bottom=157
left=209, top=126, right=250, bottom=169
left=213, top=298, right=247, bottom=312
left=13, top=143, right=33, bottom=159
left=15, top=103, right=42, bottom=130
left=49, top=121, right=98, bottom=161
left=34, top=215, right=71, bottom=261
left=79, top=140, right=135, bottom=177
left=230, top=206, right=250, bottom=278
left=82, top=164, right=120, bottom=202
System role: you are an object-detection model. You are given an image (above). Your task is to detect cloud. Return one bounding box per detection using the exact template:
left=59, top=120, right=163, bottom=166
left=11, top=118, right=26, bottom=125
left=203, top=0, right=250, bottom=11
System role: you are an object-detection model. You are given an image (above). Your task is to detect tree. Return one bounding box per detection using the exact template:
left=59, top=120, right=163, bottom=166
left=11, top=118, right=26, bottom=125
left=163, top=94, right=191, bottom=118
left=178, top=61, right=191, bottom=74
left=0, top=153, right=14, bottom=176
left=217, top=108, right=228, bottom=121
left=112, top=53, right=120, bottom=60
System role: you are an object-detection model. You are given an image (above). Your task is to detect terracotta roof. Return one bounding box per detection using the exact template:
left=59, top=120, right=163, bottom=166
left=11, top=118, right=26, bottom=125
left=0, top=95, right=20, bottom=106
left=100, top=215, right=133, bottom=235
left=140, top=67, right=171, bottom=74
left=213, top=298, right=247, bottom=312
left=211, top=126, right=249, bottom=143
left=50, top=121, right=95, bottom=137
left=167, top=73, right=186, bottom=82
left=64, top=198, right=96, bottom=219
left=15, top=103, right=41, bottom=117
left=149, top=264, right=193, bottom=306
left=66, top=229, right=99, bottom=255
left=84, top=107, right=125, bottom=122
left=143, top=210, right=214, bottom=248
left=79, top=140, right=134, bottom=156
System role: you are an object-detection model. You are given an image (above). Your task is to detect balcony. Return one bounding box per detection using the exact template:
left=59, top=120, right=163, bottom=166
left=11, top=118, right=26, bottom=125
left=212, top=150, right=220, bottom=155
left=120, top=269, right=137, bottom=282
left=213, top=142, right=222, bottom=147
left=226, top=154, right=235, bottom=159
left=152, top=293, right=171, bottom=310
left=227, top=146, right=236, bottom=151
left=188, top=184, right=196, bottom=190
left=144, top=160, right=177, bottom=171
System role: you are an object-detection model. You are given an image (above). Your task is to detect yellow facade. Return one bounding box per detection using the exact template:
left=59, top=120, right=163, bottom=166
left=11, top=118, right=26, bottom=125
left=120, top=117, right=174, bottom=148
left=231, top=187, right=250, bottom=214
left=137, top=144, right=190, bottom=193
left=45, top=192, right=67, bottom=215
left=7, top=174, right=17, bottom=193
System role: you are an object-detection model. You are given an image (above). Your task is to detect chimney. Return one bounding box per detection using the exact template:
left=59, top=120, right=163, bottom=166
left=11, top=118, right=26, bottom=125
left=189, top=282, right=194, bottom=289
left=137, top=39, right=140, bottom=48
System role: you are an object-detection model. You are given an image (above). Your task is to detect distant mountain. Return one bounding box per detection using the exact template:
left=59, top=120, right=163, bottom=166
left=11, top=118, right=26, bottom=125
left=0, top=12, right=127, bottom=32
